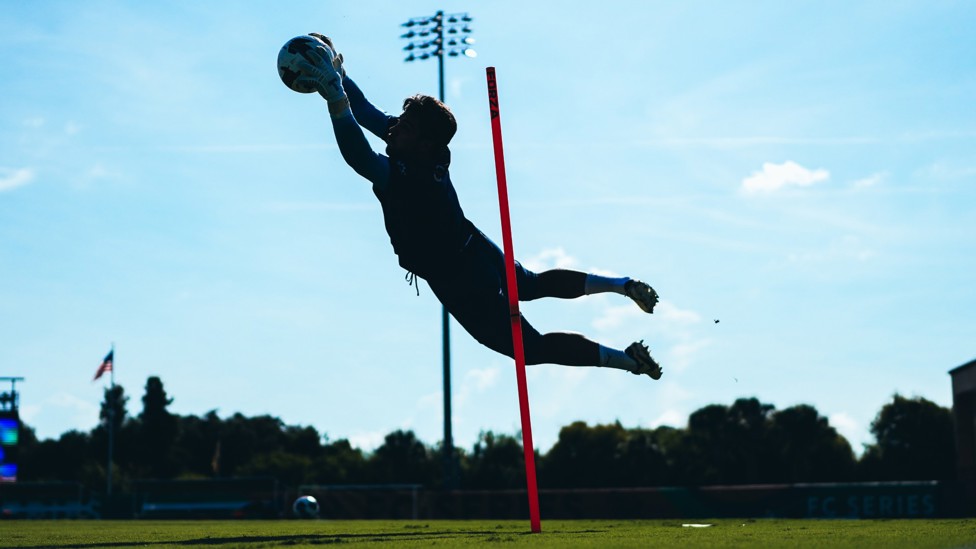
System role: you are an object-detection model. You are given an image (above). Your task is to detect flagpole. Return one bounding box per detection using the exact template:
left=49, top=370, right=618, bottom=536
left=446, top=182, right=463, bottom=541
left=107, top=342, right=114, bottom=498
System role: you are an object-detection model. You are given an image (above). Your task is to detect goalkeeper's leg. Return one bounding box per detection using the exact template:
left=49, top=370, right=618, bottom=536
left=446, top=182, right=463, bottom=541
left=524, top=330, right=662, bottom=380
left=441, top=280, right=662, bottom=379
left=518, top=268, right=659, bottom=313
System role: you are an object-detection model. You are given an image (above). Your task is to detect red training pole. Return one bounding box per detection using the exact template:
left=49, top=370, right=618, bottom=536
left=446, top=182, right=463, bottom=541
left=486, top=66, right=542, bottom=534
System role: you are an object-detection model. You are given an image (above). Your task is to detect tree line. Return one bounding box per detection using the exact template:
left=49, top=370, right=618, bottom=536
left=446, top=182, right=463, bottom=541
left=17, top=376, right=955, bottom=492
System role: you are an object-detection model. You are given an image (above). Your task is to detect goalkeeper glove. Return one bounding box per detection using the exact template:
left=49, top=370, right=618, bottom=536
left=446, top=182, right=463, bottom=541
left=309, top=33, right=345, bottom=78
left=293, top=46, right=349, bottom=116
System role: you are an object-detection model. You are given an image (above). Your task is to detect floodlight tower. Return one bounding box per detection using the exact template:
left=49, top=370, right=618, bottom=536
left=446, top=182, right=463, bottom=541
left=399, top=11, right=476, bottom=490
left=0, top=377, right=23, bottom=412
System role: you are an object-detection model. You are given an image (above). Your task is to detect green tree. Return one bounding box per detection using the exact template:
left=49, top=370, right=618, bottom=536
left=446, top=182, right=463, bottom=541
left=237, top=424, right=324, bottom=486
left=860, top=394, right=954, bottom=481
left=282, top=425, right=323, bottom=459
left=239, top=450, right=314, bottom=487
left=137, top=376, right=178, bottom=478
left=15, top=423, right=44, bottom=480
left=172, top=410, right=222, bottom=478
left=90, top=384, right=136, bottom=489
left=678, top=398, right=777, bottom=485
left=99, top=384, right=128, bottom=434
left=464, top=431, right=525, bottom=489
left=369, top=430, right=435, bottom=484
left=20, top=429, right=93, bottom=482
left=769, top=404, right=856, bottom=482
left=616, top=427, right=671, bottom=486
left=215, top=414, right=288, bottom=477
left=312, top=438, right=368, bottom=484
left=540, top=421, right=629, bottom=488
left=673, top=404, right=725, bottom=484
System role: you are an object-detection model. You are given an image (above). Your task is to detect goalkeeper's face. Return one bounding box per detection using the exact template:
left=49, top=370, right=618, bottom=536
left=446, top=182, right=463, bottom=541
left=385, top=111, right=434, bottom=159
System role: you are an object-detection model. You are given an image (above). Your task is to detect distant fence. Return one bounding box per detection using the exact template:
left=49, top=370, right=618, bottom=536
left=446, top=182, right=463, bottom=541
left=0, top=482, right=97, bottom=519
left=132, top=477, right=279, bottom=519
left=2, top=479, right=960, bottom=519
left=306, top=481, right=954, bottom=520
left=298, top=484, right=423, bottom=519
left=535, top=481, right=947, bottom=520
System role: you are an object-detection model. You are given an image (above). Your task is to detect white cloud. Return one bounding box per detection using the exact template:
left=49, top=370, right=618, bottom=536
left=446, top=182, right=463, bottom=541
left=589, top=267, right=622, bottom=278
left=17, top=404, right=42, bottom=424
left=522, top=247, right=579, bottom=272
left=67, top=163, right=124, bottom=191
left=449, top=77, right=469, bottom=99
left=465, top=367, right=500, bottom=392
left=87, top=163, right=113, bottom=180
left=829, top=412, right=858, bottom=435
left=21, top=393, right=100, bottom=438
left=787, top=235, right=876, bottom=264
left=922, top=161, right=976, bottom=180
left=49, top=393, right=99, bottom=415
left=347, top=430, right=387, bottom=452
left=853, top=172, right=886, bottom=189
left=667, top=339, right=711, bottom=372
left=650, top=408, right=686, bottom=429
left=0, top=167, right=35, bottom=191
left=591, top=299, right=708, bottom=375
left=417, top=390, right=441, bottom=411
left=527, top=365, right=591, bottom=420
left=656, top=300, right=702, bottom=325
left=828, top=411, right=870, bottom=455
left=592, top=303, right=643, bottom=333
left=267, top=201, right=377, bottom=213
left=742, top=161, right=829, bottom=193
left=455, top=367, right=501, bottom=409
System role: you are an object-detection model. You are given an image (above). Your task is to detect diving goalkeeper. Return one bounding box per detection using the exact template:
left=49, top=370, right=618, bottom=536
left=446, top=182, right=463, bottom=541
left=294, top=34, right=662, bottom=380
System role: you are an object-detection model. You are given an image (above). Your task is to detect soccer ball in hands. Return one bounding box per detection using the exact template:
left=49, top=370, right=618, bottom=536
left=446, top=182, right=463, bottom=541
left=292, top=495, right=320, bottom=518
left=277, top=35, right=334, bottom=93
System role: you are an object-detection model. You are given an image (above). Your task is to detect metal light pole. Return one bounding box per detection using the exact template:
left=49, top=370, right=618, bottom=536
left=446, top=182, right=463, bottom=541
left=400, top=11, right=476, bottom=490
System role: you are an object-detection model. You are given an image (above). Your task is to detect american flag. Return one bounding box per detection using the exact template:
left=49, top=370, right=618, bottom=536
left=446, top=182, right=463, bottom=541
left=93, top=350, right=113, bottom=381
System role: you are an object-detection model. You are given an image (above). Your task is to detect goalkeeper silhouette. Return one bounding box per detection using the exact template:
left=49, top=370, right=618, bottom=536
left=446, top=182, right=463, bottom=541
left=294, top=34, right=662, bottom=379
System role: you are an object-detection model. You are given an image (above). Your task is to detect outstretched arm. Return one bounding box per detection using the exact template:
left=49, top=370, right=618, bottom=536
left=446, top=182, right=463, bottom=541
left=306, top=34, right=394, bottom=141
left=343, top=76, right=395, bottom=140
left=294, top=44, right=390, bottom=192
left=331, top=111, right=390, bottom=191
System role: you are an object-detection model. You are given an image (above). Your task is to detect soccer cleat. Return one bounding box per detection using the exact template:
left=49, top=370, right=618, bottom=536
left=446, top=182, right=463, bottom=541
left=626, top=340, right=662, bottom=380
left=625, top=279, right=659, bottom=313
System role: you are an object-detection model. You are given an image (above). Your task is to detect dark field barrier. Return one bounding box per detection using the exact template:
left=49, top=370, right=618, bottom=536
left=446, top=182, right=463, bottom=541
left=1, top=480, right=961, bottom=519
left=307, top=481, right=955, bottom=520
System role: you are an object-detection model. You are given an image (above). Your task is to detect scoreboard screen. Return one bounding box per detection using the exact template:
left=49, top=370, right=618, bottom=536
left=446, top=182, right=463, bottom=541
left=0, top=412, right=18, bottom=482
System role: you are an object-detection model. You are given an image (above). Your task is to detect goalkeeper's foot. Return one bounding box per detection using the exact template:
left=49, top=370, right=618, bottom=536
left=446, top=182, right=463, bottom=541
left=625, top=279, right=659, bottom=313
left=626, top=340, right=662, bottom=380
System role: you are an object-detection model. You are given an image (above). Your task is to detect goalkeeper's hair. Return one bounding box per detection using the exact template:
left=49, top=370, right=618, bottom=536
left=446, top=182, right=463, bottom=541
left=403, top=94, right=457, bottom=148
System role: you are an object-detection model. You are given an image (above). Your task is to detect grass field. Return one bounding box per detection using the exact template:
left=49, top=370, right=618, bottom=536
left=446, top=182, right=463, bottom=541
left=2, top=519, right=975, bottom=548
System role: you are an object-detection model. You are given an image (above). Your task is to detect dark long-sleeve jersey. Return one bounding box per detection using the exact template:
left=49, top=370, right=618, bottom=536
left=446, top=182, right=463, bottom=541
left=329, top=77, right=577, bottom=365
left=332, top=77, right=475, bottom=278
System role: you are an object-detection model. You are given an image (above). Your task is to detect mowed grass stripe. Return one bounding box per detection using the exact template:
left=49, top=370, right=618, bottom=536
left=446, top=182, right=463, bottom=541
left=2, top=519, right=975, bottom=548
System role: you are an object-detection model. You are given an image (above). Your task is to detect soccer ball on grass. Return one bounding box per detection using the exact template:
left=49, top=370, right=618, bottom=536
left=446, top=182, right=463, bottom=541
left=292, top=494, right=320, bottom=518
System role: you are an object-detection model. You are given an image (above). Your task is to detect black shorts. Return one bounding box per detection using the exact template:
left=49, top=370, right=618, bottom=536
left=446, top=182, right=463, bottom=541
left=425, top=230, right=544, bottom=361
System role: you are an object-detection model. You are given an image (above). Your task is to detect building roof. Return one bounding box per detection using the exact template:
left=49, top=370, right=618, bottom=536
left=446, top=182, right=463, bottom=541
left=950, top=358, right=976, bottom=376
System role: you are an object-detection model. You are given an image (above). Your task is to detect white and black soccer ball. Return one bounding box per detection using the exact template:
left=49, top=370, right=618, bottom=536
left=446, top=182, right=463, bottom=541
left=277, top=34, right=333, bottom=93
left=292, top=494, right=320, bottom=518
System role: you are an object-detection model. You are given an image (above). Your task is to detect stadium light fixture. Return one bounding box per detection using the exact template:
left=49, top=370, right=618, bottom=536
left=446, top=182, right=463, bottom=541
left=401, top=10, right=477, bottom=65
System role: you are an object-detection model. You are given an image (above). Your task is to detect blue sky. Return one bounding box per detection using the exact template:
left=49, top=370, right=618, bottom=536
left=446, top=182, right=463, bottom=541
left=2, top=1, right=974, bottom=457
